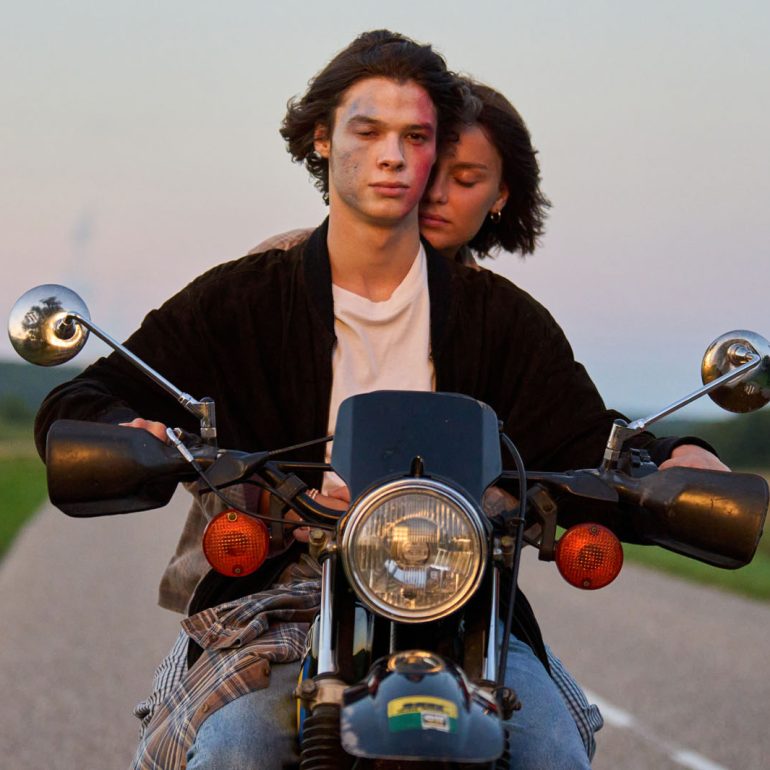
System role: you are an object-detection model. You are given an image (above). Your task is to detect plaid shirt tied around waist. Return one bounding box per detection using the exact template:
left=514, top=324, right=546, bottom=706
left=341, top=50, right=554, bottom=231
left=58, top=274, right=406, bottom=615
left=132, top=551, right=602, bottom=766
left=132, top=557, right=321, bottom=770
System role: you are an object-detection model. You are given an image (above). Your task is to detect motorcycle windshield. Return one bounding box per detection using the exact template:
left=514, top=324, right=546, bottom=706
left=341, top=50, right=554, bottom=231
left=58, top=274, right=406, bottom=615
left=332, top=391, right=502, bottom=501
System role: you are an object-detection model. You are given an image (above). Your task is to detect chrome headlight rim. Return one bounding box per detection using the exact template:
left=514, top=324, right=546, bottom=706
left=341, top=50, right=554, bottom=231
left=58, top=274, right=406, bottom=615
left=340, top=477, right=488, bottom=623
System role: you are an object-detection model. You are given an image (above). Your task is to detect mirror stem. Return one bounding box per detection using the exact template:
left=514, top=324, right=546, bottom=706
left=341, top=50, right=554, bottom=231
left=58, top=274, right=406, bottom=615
left=601, top=350, right=762, bottom=470
left=62, top=312, right=218, bottom=445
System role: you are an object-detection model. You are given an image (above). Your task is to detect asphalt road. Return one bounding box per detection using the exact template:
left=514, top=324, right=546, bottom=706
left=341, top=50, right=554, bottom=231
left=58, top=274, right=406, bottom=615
left=1, top=492, right=768, bottom=769
left=0, top=495, right=185, bottom=770
left=521, top=550, right=770, bottom=770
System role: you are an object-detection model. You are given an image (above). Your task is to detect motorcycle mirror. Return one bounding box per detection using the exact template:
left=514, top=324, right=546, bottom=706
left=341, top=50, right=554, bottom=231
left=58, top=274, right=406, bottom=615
left=701, top=330, right=770, bottom=413
left=8, top=284, right=218, bottom=443
left=602, top=329, right=770, bottom=469
left=8, top=284, right=91, bottom=366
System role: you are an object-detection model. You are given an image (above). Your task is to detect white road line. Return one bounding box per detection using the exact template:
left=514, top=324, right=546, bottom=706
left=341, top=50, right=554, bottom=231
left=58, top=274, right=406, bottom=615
left=586, top=691, right=637, bottom=729
left=585, top=690, right=730, bottom=770
left=671, top=751, right=731, bottom=770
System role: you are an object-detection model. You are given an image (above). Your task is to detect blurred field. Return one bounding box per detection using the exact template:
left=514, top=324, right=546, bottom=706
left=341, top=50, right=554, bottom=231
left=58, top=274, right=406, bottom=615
left=0, top=456, right=46, bottom=557
left=0, top=415, right=44, bottom=555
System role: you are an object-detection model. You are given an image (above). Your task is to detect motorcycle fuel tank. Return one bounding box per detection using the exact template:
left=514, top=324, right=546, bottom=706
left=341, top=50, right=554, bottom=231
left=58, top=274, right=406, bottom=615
left=340, top=650, right=505, bottom=762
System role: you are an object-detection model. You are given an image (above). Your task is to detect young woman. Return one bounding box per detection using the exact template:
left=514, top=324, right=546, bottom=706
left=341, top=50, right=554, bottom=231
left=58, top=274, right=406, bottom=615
left=418, top=79, right=549, bottom=266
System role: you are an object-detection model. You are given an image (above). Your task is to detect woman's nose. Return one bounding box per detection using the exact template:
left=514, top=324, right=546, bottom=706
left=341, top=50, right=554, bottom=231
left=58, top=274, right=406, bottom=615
left=424, top=173, right=448, bottom=204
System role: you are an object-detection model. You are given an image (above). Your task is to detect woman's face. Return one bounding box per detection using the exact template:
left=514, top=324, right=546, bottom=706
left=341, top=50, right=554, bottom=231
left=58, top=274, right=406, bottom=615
left=418, top=123, right=509, bottom=258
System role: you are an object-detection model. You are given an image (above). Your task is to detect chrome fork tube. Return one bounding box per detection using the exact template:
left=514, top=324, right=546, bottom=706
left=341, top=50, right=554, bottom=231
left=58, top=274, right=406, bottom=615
left=317, top=554, right=336, bottom=675
left=483, top=568, right=501, bottom=682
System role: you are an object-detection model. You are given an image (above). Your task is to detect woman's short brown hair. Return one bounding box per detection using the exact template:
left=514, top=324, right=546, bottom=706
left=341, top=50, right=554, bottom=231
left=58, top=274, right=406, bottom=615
left=281, top=30, right=465, bottom=202
left=463, top=80, right=551, bottom=257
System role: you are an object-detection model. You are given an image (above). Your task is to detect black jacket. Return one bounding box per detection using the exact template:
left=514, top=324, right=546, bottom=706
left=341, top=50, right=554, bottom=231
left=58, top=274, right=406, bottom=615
left=35, top=221, right=689, bottom=662
left=36, top=220, right=681, bottom=469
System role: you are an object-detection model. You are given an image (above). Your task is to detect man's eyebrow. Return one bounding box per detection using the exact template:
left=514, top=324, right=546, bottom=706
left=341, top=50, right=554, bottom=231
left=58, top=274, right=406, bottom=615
left=347, top=115, right=435, bottom=134
left=347, top=115, right=382, bottom=128
left=407, top=122, right=436, bottom=134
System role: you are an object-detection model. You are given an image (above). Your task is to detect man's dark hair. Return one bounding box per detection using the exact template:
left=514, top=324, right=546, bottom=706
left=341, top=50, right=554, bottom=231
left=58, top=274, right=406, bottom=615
left=281, top=30, right=465, bottom=202
left=463, top=80, right=551, bottom=258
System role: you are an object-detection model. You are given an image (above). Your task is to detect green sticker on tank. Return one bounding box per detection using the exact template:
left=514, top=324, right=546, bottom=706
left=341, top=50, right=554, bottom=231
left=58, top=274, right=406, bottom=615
left=387, top=695, right=458, bottom=733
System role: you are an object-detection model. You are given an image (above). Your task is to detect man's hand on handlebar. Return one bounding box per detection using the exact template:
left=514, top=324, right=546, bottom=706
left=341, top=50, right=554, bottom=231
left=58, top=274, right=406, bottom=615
left=120, top=418, right=169, bottom=443
left=288, top=486, right=350, bottom=543
left=659, top=444, right=730, bottom=472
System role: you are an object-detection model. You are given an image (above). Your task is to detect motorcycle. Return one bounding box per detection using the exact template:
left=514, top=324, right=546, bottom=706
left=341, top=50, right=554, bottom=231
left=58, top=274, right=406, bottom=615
left=8, top=285, right=770, bottom=767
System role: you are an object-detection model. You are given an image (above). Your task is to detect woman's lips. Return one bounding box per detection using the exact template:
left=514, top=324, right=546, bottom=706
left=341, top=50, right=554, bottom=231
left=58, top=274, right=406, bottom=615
left=419, top=212, right=450, bottom=226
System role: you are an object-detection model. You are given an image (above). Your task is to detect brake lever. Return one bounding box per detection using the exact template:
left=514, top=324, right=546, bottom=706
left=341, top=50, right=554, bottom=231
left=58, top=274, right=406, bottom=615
left=166, top=427, right=218, bottom=466
left=171, top=427, right=206, bottom=449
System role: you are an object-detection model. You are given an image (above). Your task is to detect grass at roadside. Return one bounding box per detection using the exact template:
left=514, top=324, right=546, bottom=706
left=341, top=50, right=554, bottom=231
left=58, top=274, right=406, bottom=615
left=0, top=455, right=47, bottom=557
left=0, top=420, right=37, bottom=452
left=623, top=540, right=770, bottom=602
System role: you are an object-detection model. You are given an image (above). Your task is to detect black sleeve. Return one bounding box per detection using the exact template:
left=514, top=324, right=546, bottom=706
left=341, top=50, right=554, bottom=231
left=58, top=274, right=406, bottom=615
left=492, top=291, right=716, bottom=472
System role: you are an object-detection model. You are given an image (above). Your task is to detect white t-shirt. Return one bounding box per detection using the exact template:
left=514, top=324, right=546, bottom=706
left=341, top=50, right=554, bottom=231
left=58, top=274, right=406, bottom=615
left=323, top=244, right=435, bottom=494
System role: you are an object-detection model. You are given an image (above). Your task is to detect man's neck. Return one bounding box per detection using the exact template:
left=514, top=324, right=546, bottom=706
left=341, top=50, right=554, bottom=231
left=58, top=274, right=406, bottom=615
left=326, top=210, right=422, bottom=302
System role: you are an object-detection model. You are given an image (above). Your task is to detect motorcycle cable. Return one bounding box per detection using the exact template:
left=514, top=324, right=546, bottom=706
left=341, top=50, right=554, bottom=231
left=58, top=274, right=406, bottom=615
left=204, top=475, right=338, bottom=532
left=262, top=434, right=335, bottom=461
left=166, top=428, right=337, bottom=532
left=497, top=432, right=528, bottom=687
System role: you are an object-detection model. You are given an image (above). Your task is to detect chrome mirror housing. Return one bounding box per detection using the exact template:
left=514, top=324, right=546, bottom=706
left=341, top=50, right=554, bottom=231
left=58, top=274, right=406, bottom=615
left=8, top=284, right=91, bottom=366
left=701, top=330, right=770, bottom=413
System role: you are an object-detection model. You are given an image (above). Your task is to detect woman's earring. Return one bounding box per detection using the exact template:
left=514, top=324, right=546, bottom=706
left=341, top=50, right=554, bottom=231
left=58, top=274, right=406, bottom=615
left=489, top=210, right=502, bottom=224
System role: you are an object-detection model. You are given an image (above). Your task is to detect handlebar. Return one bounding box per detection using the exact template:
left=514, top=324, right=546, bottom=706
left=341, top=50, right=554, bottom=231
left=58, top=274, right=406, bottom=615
left=43, top=419, right=768, bottom=568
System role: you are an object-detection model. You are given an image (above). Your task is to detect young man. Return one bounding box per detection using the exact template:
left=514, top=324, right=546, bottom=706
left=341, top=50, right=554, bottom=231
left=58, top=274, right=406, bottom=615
left=35, top=30, right=721, bottom=769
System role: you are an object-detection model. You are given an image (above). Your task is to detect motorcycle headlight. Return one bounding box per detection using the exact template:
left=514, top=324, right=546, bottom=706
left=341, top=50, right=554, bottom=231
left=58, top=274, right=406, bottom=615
left=340, top=478, right=487, bottom=622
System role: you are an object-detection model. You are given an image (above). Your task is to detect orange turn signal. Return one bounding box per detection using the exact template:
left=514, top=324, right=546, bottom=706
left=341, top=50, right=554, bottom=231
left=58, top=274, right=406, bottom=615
left=555, top=523, right=623, bottom=590
left=202, top=509, right=269, bottom=578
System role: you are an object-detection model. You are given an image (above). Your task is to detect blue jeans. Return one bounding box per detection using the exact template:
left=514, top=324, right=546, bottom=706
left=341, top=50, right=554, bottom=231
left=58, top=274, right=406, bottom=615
left=503, top=636, right=591, bottom=769
left=186, top=637, right=591, bottom=769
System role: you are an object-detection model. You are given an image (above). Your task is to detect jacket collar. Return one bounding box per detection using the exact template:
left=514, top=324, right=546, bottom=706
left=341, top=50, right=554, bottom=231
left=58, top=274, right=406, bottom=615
left=302, top=218, right=453, bottom=351
left=302, top=219, right=334, bottom=336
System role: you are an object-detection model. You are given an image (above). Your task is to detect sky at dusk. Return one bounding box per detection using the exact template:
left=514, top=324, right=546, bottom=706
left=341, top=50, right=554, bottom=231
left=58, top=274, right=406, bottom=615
left=3, top=1, right=769, bottom=419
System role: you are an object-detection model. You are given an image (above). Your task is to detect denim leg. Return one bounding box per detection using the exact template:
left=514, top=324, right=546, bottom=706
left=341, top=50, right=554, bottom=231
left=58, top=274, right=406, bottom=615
left=185, top=662, right=299, bottom=770
left=505, top=636, right=592, bottom=769
left=546, top=644, right=603, bottom=759
left=184, top=643, right=591, bottom=769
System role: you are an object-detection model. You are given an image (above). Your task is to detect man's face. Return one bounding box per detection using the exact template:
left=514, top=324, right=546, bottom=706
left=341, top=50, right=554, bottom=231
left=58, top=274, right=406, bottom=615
left=314, top=77, right=438, bottom=227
